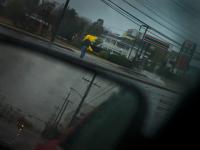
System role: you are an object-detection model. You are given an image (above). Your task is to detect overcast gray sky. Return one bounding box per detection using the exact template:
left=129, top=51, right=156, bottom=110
left=54, top=0, right=200, bottom=49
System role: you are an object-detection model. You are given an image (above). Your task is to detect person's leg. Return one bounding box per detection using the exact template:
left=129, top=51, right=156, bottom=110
left=80, top=46, right=86, bottom=58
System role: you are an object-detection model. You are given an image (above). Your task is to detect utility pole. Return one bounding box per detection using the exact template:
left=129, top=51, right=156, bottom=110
left=137, top=26, right=149, bottom=59
left=128, top=27, right=142, bottom=60
left=54, top=89, right=72, bottom=128
left=68, top=73, right=97, bottom=127
left=128, top=42, right=136, bottom=60
left=132, top=25, right=145, bottom=62
left=51, top=0, right=71, bottom=42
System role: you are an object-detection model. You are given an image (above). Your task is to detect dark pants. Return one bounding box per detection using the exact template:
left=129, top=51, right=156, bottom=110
left=80, top=45, right=87, bottom=58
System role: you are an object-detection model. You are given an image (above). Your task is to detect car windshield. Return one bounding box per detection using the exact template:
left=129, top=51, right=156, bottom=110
left=0, top=0, right=200, bottom=149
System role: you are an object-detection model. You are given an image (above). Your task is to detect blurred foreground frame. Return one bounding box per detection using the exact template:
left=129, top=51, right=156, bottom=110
left=59, top=86, right=147, bottom=150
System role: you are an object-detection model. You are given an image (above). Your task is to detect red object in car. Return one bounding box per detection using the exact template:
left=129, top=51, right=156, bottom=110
left=34, top=140, right=60, bottom=150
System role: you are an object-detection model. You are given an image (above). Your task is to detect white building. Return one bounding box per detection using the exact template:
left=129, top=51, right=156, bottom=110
left=98, top=34, right=136, bottom=59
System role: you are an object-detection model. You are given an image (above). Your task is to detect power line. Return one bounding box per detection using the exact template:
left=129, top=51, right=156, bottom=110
left=146, top=0, right=200, bottom=41
left=102, top=0, right=148, bottom=26
left=106, top=0, right=182, bottom=46
left=170, top=0, right=200, bottom=21
left=169, top=0, right=200, bottom=39
left=146, top=0, right=200, bottom=47
left=101, top=0, right=141, bottom=26
left=102, top=0, right=180, bottom=49
left=101, top=0, right=182, bottom=47
left=133, top=0, right=199, bottom=41
left=122, top=0, right=187, bottom=41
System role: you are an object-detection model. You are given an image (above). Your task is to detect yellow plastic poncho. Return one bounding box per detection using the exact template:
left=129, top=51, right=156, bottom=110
left=83, top=35, right=98, bottom=53
left=83, top=35, right=98, bottom=42
left=87, top=46, right=93, bottom=53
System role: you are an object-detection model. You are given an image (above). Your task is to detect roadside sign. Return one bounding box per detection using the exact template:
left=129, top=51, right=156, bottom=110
left=176, top=40, right=197, bottom=71
left=180, top=40, right=196, bottom=56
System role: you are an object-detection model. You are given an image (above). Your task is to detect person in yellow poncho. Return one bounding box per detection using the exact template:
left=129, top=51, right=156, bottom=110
left=80, top=34, right=97, bottom=58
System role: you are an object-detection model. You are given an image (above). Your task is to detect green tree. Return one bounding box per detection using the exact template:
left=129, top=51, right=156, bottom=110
left=52, top=8, right=105, bottom=43
left=6, top=0, right=40, bottom=25
left=38, top=0, right=56, bottom=23
left=6, top=0, right=26, bottom=24
left=58, top=8, right=79, bottom=40
left=87, top=18, right=104, bottom=36
left=57, top=8, right=91, bottom=41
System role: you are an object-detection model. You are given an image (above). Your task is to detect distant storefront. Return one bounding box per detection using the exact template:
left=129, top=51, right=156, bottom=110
left=141, top=34, right=170, bottom=70
left=175, top=40, right=197, bottom=75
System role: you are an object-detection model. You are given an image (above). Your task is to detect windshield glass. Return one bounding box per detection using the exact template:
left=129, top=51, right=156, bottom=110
left=0, top=0, right=199, bottom=149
